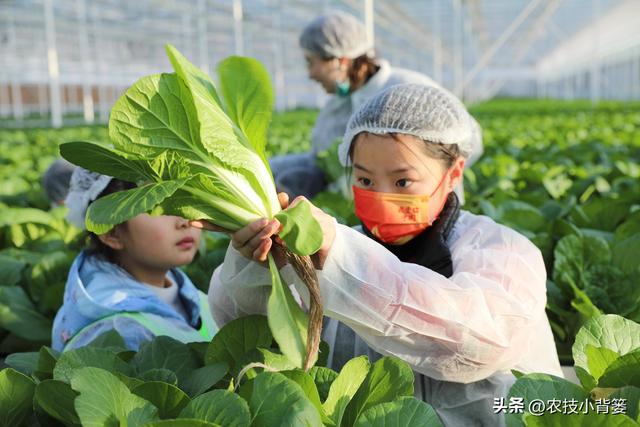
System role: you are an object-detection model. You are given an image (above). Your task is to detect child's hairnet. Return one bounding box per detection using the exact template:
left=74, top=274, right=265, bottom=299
left=64, top=167, right=113, bottom=230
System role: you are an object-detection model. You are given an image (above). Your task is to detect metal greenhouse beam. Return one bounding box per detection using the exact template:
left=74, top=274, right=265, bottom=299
left=76, top=0, right=94, bottom=123
left=233, top=0, right=244, bottom=56
left=480, top=0, right=563, bottom=101
left=455, top=0, right=542, bottom=96
left=44, top=0, right=62, bottom=128
left=364, top=0, right=375, bottom=49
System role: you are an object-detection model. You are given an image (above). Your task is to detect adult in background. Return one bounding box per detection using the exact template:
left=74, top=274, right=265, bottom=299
left=270, top=10, right=483, bottom=201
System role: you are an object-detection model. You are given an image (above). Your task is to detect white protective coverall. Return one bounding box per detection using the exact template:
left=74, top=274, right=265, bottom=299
left=208, top=210, right=563, bottom=426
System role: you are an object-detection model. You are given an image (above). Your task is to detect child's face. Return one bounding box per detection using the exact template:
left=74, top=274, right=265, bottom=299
left=351, top=132, right=464, bottom=221
left=109, top=214, right=202, bottom=271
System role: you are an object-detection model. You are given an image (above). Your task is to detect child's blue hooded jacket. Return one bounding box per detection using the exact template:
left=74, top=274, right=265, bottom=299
left=52, top=250, right=216, bottom=351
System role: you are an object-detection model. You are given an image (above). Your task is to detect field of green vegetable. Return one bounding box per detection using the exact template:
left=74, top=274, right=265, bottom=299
left=1, top=98, right=639, bottom=426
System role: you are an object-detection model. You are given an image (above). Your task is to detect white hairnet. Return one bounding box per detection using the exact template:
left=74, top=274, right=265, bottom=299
left=42, top=158, right=75, bottom=204
left=64, top=167, right=112, bottom=230
left=299, top=11, right=373, bottom=59
left=338, top=83, right=474, bottom=165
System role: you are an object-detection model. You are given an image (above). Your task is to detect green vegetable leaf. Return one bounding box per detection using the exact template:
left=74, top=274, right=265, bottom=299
left=70, top=367, right=159, bottom=427
left=353, top=396, right=443, bottom=427
left=0, top=368, right=36, bottom=427
left=341, top=357, right=415, bottom=427
left=217, top=56, right=274, bottom=166
left=179, top=389, right=251, bottom=427
left=85, top=180, right=187, bottom=234
left=323, top=355, right=370, bottom=426
left=205, top=314, right=272, bottom=370
left=505, top=373, right=589, bottom=427
left=34, top=379, right=81, bottom=426
left=573, top=315, right=640, bottom=383
left=275, top=199, right=324, bottom=256
left=0, top=286, right=52, bottom=341
left=267, top=253, right=309, bottom=369
left=53, top=346, right=134, bottom=383
left=131, top=381, right=191, bottom=419
left=249, top=372, right=323, bottom=427
left=60, top=140, right=158, bottom=183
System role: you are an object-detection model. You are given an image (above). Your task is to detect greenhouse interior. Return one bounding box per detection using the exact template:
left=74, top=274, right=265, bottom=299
left=1, top=1, right=639, bottom=426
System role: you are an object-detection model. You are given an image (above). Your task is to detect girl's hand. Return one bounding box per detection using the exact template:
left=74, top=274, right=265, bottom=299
left=286, top=196, right=336, bottom=270
left=190, top=193, right=289, bottom=267
left=190, top=193, right=336, bottom=269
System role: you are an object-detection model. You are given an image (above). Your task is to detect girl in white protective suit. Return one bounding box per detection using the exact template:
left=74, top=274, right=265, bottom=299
left=205, top=84, right=562, bottom=426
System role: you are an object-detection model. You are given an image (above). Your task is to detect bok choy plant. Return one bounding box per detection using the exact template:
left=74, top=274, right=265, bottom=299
left=59, top=45, right=323, bottom=371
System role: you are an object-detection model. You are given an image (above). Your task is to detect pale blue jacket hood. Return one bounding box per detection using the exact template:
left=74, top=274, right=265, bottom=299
left=52, top=250, right=203, bottom=351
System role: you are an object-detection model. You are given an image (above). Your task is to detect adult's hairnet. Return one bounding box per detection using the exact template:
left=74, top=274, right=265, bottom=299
left=64, top=167, right=112, bottom=230
left=42, top=158, right=76, bottom=204
left=299, top=11, right=373, bottom=59
left=338, top=83, right=475, bottom=165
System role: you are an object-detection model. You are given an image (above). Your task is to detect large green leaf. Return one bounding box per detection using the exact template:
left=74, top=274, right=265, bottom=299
left=217, top=56, right=274, bottom=164
left=0, top=286, right=52, bottom=341
left=53, top=346, right=134, bottom=383
left=0, top=368, right=36, bottom=427
left=204, top=314, right=272, bottom=370
left=584, top=345, right=620, bottom=383
left=309, top=366, right=339, bottom=402
left=4, top=351, right=39, bottom=375
left=34, top=379, right=81, bottom=426
left=165, top=44, right=279, bottom=218
left=612, top=234, right=640, bottom=275
left=552, top=234, right=610, bottom=286
left=165, top=45, right=236, bottom=155
left=108, top=73, right=204, bottom=157
left=610, top=386, right=640, bottom=421
left=249, top=372, right=323, bottom=427
left=267, top=253, right=309, bottom=369
left=275, top=199, right=324, bottom=256
left=179, top=389, right=251, bottom=427
left=179, top=363, right=228, bottom=397
left=573, top=315, right=640, bottom=383
left=60, top=140, right=159, bottom=183
left=70, top=367, right=159, bottom=427
left=130, top=336, right=200, bottom=388
left=131, top=381, right=191, bottom=419
left=341, top=357, right=415, bottom=427
left=0, top=254, right=25, bottom=286
left=35, top=346, right=60, bottom=381
left=505, top=373, right=590, bottom=427
left=85, top=180, right=187, bottom=234
left=138, top=369, right=178, bottom=385
left=353, top=397, right=443, bottom=427
left=598, top=350, right=640, bottom=388
left=323, top=356, right=370, bottom=426
left=0, top=207, right=54, bottom=227
left=280, top=369, right=331, bottom=425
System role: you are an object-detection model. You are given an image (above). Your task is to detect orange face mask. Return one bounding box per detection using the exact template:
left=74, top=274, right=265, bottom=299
left=352, top=174, right=449, bottom=245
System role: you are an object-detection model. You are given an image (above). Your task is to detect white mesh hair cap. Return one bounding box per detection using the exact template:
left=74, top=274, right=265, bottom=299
left=299, top=11, right=373, bottom=59
left=64, top=167, right=113, bottom=230
left=338, top=83, right=474, bottom=166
